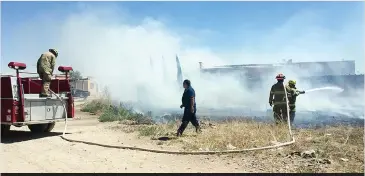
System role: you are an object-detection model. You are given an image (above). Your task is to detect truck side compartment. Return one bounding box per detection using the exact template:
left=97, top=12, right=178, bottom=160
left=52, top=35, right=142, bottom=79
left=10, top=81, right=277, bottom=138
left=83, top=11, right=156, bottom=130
left=1, top=62, right=74, bottom=131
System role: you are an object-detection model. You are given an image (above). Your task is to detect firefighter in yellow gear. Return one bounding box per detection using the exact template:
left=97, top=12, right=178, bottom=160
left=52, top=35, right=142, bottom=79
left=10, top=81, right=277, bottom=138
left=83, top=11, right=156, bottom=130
left=286, top=80, right=305, bottom=124
left=269, top=73, right=288, bottom=124
left=37, top=49, right=58, bottom=97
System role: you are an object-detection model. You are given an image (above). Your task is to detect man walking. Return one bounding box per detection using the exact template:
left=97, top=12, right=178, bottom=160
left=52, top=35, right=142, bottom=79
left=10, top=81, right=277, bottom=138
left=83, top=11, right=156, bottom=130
left=177, top=79, right=202, bottom=137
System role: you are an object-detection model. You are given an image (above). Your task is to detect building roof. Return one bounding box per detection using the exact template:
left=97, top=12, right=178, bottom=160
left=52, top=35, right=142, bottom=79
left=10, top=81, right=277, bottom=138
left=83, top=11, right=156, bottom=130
left=202, top=60, right=355, bottom=70
left=210, top=60, right=354, bottom=68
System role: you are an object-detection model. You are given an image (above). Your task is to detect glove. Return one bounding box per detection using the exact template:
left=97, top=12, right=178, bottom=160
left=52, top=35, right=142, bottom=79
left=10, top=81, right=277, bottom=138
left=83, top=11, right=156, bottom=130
left=269, top=102, right=273, bottom=107
left=299, top=91, right=305, bottom=94
left=180, top=105, right=184, bottom=109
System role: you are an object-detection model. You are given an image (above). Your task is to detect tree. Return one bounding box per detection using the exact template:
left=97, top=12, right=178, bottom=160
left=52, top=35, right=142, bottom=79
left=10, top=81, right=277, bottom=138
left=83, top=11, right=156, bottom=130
left=70, top=70, right=82, bottom=81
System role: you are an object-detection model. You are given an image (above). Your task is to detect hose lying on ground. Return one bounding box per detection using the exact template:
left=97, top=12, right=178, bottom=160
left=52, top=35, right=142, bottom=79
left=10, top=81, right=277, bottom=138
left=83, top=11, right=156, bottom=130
left=52, top=82, right=295, bottom=155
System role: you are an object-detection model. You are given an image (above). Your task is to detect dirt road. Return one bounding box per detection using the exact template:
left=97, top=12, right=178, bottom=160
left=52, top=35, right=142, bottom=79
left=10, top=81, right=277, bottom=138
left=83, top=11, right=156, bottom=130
left=1, top=111, right=250, bottom=173
left=4, top=105, right=361, bottom=173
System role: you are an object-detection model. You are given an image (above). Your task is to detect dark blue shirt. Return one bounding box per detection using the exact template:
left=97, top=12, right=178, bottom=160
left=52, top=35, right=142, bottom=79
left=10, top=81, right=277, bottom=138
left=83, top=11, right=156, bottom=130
left=182, top=86, right=196, bottom=110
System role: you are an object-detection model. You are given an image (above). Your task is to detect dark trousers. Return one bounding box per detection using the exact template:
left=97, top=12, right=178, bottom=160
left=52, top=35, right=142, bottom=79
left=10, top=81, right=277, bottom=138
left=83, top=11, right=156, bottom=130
left=273, top=104, right=288, bottom=124
left=177, top=108, right=200, bottom=135
left=273, top=104, right=296, bottom=125
left=289, top=105, right=296, bottom=124
left=289, top=111, right=296, bottom=124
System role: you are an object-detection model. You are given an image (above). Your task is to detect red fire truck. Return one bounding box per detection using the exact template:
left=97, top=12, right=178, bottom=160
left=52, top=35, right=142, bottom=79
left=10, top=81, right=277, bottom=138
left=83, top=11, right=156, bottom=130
left=1, top=62, right=75, bottom=135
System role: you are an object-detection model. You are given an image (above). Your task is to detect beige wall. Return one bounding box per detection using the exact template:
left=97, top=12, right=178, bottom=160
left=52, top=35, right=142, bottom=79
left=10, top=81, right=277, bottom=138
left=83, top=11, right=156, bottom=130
left=73, top=80, right=88, bottom=91
left=87, top=80, right=99, bottom=97
left=69, top=78, right=100, bottom=97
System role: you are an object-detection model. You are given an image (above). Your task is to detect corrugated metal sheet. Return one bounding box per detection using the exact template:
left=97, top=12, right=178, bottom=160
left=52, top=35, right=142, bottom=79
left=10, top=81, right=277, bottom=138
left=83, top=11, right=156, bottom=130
left=302, top=74, right=364, bottom=90
left=202, top=60, right=356, bottom=76
left=200, top=60, right=361, bottom=92
left=287, top=61, right=355, bottom=76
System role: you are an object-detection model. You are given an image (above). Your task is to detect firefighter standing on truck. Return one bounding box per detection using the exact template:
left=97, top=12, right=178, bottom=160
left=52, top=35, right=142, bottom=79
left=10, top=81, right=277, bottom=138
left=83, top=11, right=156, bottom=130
left=286, top=80, right=305, bottom=124
left=269, top=73, right=288, bottom=124
left=37, top=49, right=58, bottom=97
left=177, top=79, right=202, bottom=137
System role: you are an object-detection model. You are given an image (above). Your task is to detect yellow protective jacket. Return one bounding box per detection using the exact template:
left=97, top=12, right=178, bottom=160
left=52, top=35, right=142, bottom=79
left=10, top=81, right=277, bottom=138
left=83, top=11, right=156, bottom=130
left=286, top=85, right=302, bottom=106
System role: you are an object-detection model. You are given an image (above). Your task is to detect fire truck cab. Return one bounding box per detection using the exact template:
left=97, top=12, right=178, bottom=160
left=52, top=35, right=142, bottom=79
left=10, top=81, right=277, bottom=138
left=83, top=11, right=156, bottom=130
left=1, top=62, right=74, bottom=135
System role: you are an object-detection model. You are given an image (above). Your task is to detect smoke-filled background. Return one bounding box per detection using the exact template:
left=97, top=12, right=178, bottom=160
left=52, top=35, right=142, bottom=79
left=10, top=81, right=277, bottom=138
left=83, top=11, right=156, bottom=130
left=1, top=2, right=364, bottom=123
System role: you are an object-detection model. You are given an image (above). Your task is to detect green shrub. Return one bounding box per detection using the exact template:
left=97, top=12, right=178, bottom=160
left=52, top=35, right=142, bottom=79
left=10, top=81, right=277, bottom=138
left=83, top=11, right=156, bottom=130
left=83, top=99, right=154, bottom=124
left=98, top=108, right=123, bottom=122
left=81, top=99, right=110, bottom=113
left=138, top=125, right=161, bottom=136
left=136, top=121, right=176, bottom=137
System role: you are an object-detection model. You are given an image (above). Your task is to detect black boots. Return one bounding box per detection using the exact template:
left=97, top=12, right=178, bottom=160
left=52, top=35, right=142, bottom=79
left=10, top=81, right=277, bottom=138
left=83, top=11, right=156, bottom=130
left=39, top=93, right=52, bottom=98
left=176, top=126, right=202, bottom=137
left=176, top=131, right=182, bottom=137
left=195, top=126, right=202, bottom=133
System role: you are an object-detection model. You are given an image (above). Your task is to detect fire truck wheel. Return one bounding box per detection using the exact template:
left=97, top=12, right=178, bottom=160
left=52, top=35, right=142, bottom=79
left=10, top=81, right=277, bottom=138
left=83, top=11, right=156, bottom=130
left=44, top=122, right=56, bottom=132
left=28, top=124, right=47, bottom=133
left=1, top=124, right=11, bottom=136
left=28, top=122, right=55, bottom=133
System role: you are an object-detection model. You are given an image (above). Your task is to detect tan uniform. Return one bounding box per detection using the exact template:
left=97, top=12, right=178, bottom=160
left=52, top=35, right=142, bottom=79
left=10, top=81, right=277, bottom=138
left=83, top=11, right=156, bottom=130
left=36, top=51, right=56, bottom=96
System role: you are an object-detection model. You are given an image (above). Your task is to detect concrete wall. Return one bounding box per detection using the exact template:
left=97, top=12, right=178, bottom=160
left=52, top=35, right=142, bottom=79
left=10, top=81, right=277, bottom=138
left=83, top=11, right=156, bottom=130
left=87, top=79, right=99, bottom=97
left=55, top=75, right=100, bottom=97
left=286, top=60, right=355, bottom=76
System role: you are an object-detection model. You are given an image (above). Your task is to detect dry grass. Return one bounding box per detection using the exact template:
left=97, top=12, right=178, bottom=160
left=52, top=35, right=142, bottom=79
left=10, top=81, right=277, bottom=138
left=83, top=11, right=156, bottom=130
left=134, top=120, right=291, bottom=150
left=125, top=119, right=364, bottom=173
left=288, top=126, right=364, bottom=173
left=84, top=96, right=364, bottom=172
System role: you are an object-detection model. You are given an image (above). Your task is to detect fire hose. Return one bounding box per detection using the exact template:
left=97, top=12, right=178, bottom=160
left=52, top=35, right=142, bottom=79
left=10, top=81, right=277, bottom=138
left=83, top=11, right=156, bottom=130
left=53, top=82, right=295, bottom=155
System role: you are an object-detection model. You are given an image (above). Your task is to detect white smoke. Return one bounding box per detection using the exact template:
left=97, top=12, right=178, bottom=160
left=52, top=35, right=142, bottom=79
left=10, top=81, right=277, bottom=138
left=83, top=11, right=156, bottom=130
left=1, top=2, right=364, bottom=118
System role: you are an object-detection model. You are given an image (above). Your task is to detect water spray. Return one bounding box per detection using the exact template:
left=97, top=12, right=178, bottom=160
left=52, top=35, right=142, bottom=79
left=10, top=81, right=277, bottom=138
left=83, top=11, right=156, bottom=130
left=305, top=86, right=344, bottom=93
